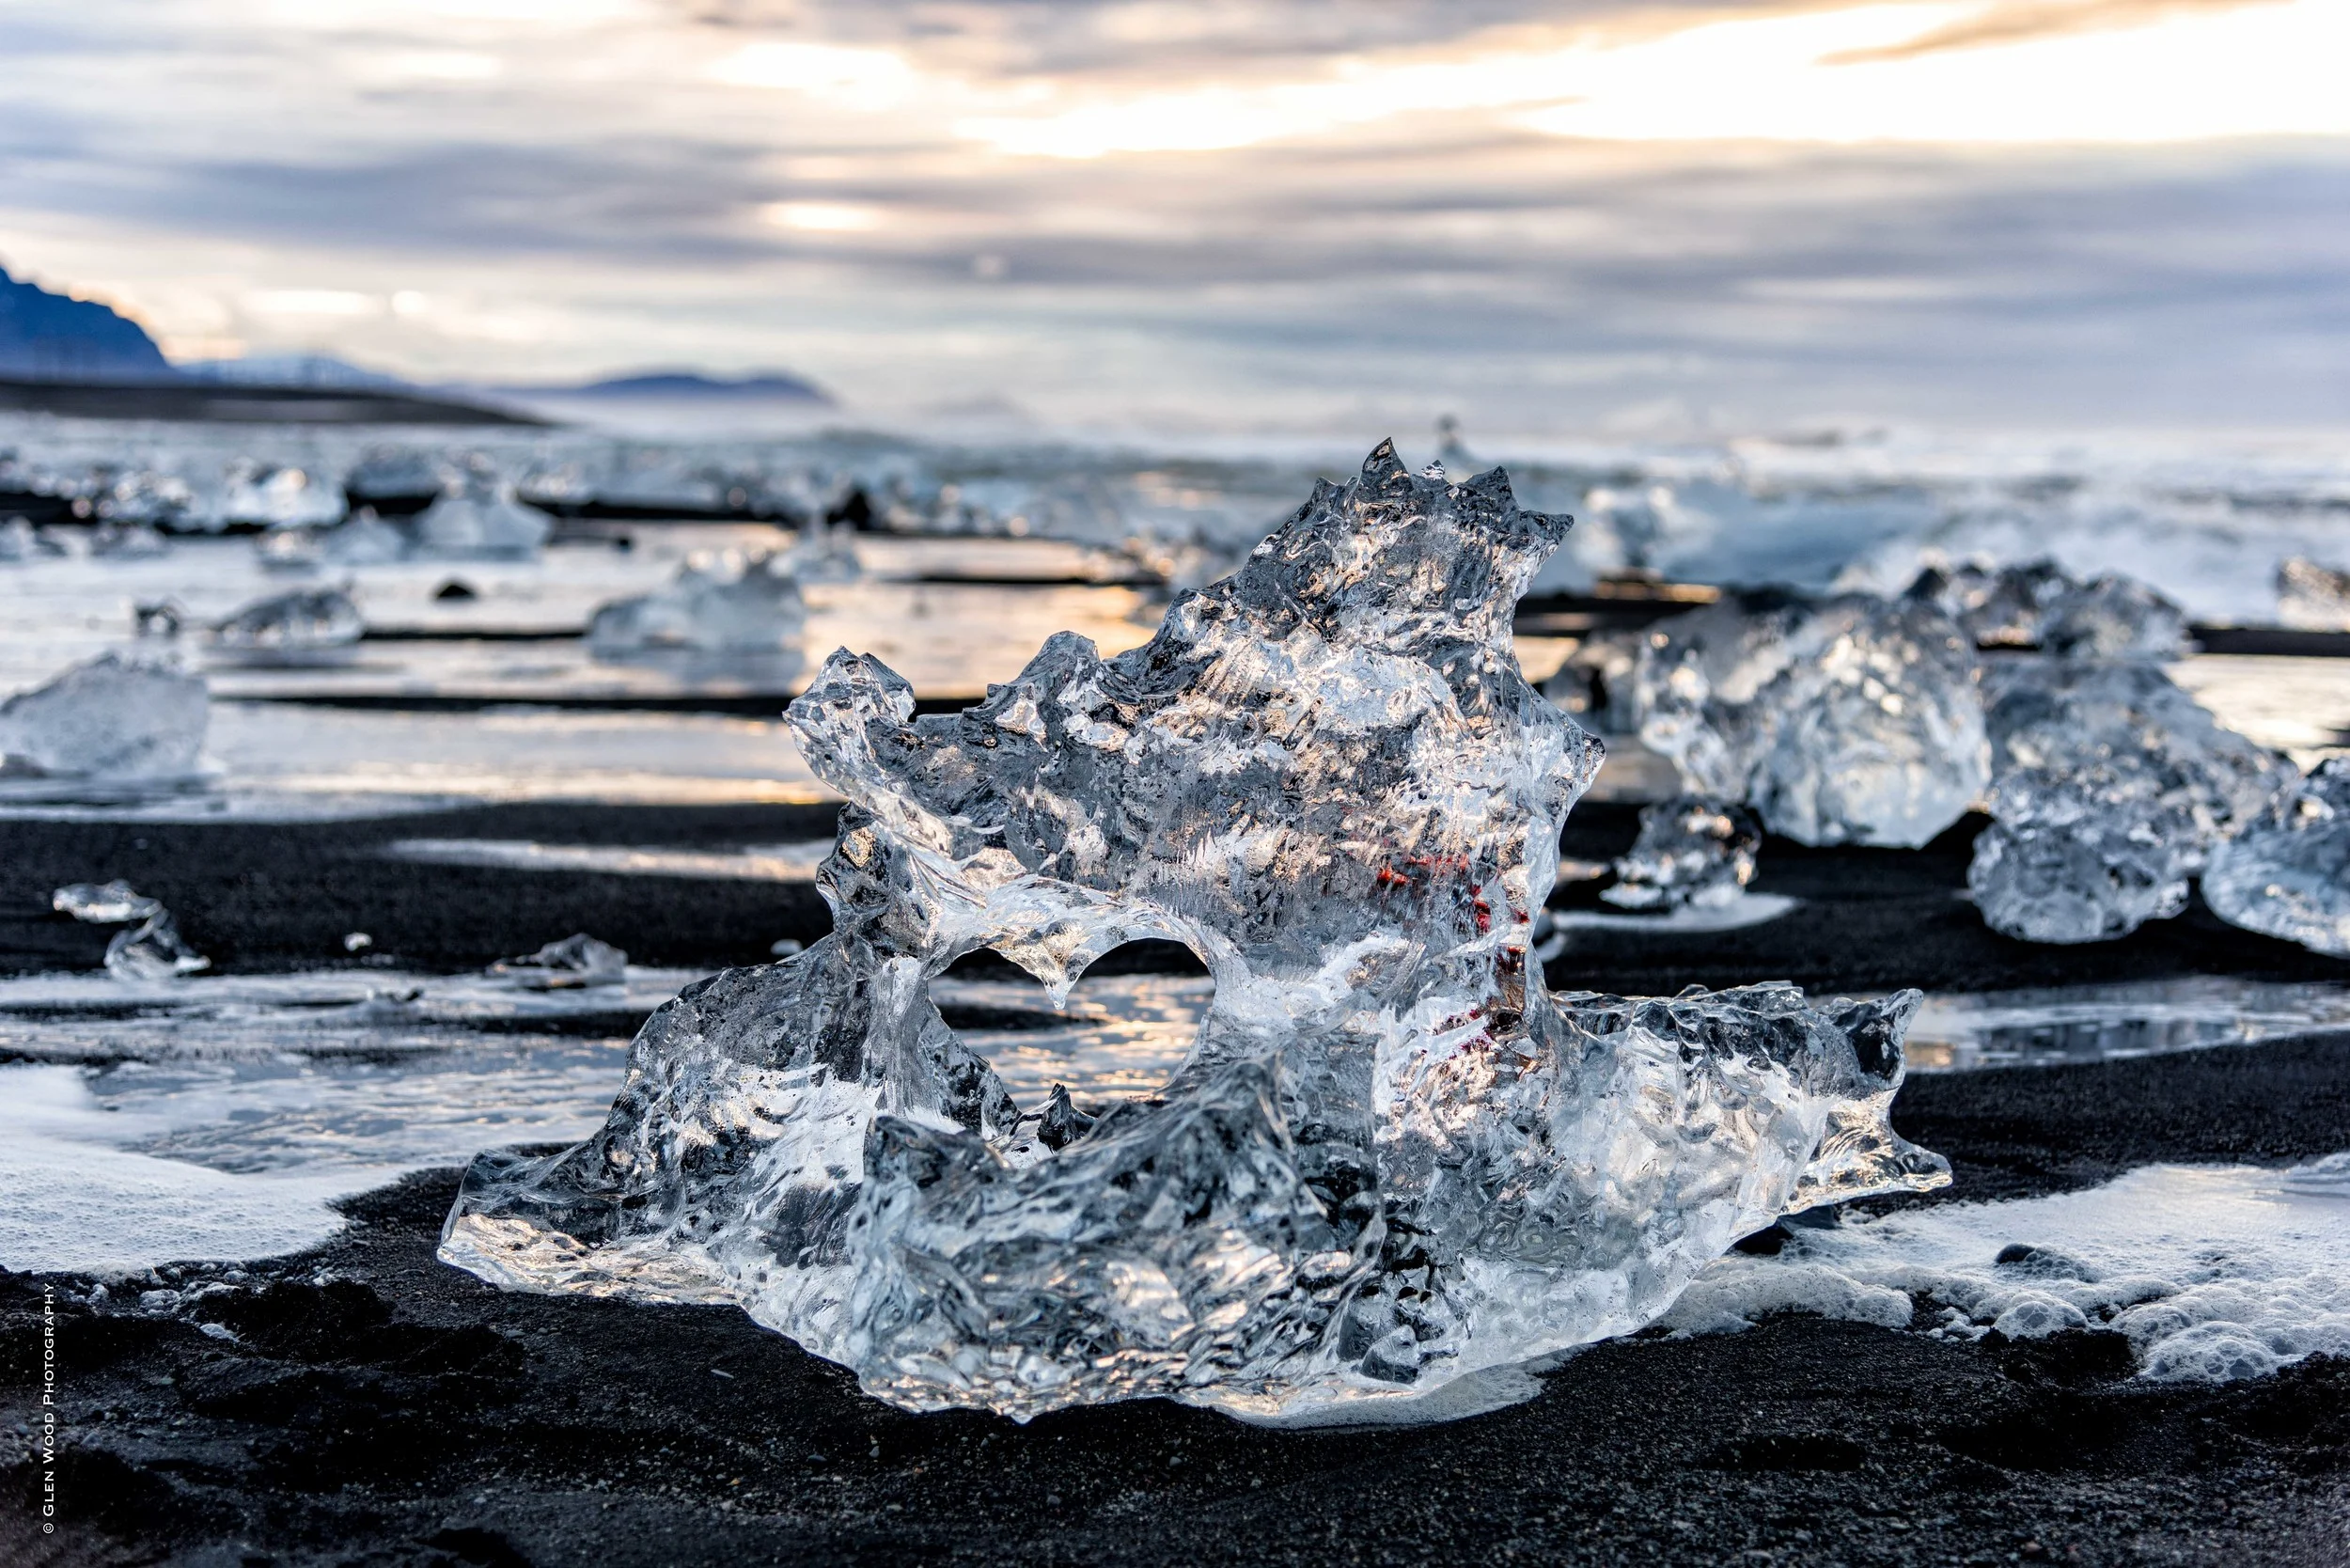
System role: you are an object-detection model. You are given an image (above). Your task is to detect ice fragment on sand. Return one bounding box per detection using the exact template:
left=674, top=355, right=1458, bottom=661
left=1603, top=796, right=1761, bottom=911
left=2038, top=573, right=2190, bottom=661
left=588, top=551, right=807, bottom=655
left=491, top=933, right=627, bottom=990
left=214, top=588, right=364, bottom=650
left=54, top=880, right=210, bottom=980
left=2277, top=557, right=2350, bottom=632
left=1906, top=559, right=2188, bottom=659
left=1634, top=592, right=1988, bottom=847
left=413, top=472, right=549, bottom=558
left=53, top=880, right=161, bottom=923
left=0, top=653, right=207, bottom=777
left=1905, top=558, right=2073, bottom=649
left=2202, top=757, right=2350, bottom=956
left=441, top=442, right=1948, bottom=1425
left=1969, top=659, right=2292, bottom=944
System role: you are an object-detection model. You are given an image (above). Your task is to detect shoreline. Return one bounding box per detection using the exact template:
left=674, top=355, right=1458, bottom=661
left=7, top=1033, right=2348, bottom=1565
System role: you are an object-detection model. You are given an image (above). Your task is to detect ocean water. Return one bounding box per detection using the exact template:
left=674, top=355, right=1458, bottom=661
left=5, top=411, right=2349, bottom=1385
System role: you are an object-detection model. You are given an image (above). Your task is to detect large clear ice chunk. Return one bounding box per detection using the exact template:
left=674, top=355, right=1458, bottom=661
left=1969, top=659, right=2292, bottom=944
left=2202, top=757, right=2350, bottom=957
left=1634, top=592, right=1988, bottom=847
left=440, top=443, right=1949, bottom=1424
left=0, top=652, right=208, bottom=778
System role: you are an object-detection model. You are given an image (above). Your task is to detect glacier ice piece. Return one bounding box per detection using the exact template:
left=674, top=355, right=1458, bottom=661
left=587, top=551, right=807, bottom=656
left=1603, top=796, right=1762, bottom=911
left=782, top=521, right=864, bottom=585
left=0, top=653, right=208, bottom=778
left=440, top=442, right=1948, bottom=1425
left=2277, top=557, right=2350, bottom=632
left=2039, top=573, right=2190, bottom=661
left=53, top=879, right=210, bottom=980
left=216, top=463, right=343, bottom=530
left=1969, top=658, right=2292, bottom=944
left=413, top=474, right=550, bottom=558
left=1906, top=560, right=2188, bottom=659
left=491, top=933, right=627, bottom=990
left=1634, top=592, right=1989, bottom=848
left=102, top=911, right=212, bottom=981
left=1905, top=558, right=2072, bottom=649
left=89, top=522, right=168, bottom=558
left=2202, top=757, right=2350, bottom=956
left=213, top=588, right=364, bottom=651
left=54, top=879, right=162, bottom=923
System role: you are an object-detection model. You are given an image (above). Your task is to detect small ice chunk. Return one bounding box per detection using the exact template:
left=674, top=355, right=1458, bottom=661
left=2039, top=574, right=2190, bottom=661
left=1970, top=658, right=2291, bottom=944
left=1906, top=558, right=2071, bottom=649
left=1604, top=796, right=1761, bottom=910
left=0, top=652, right=208, bottom=778
left=317, top=512, right=411, bottom=566
left=588, top=551, right=807, bottom=655
left=782, top=521, right=864, bottom=585
left=490, top=933, right=627, bottom=990
left=90, top=523, right=168, bottom=559
left=344, top=932, right=374, bottom=952
left=2277, top=557, right=2350, bottom=631
left=1635, top=592, right=1989, bottom=847
left=54, top=880, right=162, bottom=923
left=2203, top=757, right=2350, bottom=956
left=1907, top=559, right=2188, bottom=658
left=413, top=478, right=549, bottom=558
left=0, top=516, right=39, bottom=561
left=104, top=911, right=212, bottom=981
left=214, top=588, right=364, bottom=651
left=53, top=879, right=209, bottom=980
left=219, top=463, right=342, bottom=530
left=1968, top=771, right=2195, bottom=945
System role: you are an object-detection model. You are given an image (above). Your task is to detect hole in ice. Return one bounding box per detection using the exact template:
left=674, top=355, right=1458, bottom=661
left=932, top=949, right=1214, bottom=1110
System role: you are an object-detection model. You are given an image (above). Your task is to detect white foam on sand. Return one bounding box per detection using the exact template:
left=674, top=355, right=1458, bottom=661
left=1664, top=1155, right=2350, bottom=1383
left=0, top=1065, right=392, bottom=1274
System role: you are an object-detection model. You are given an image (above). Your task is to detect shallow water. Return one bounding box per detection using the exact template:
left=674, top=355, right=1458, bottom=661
left=1906, top=977, right=2350, bottom=1072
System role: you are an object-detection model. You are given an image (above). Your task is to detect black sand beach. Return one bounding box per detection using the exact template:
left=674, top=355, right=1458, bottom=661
left=4, top=804, right=2348, bottom=1565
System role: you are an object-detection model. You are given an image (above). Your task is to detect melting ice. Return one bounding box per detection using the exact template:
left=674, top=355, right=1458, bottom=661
left=440, top=443, right=1948, bottom=1425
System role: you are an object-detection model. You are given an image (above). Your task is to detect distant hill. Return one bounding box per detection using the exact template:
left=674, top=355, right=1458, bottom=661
left=521, top=370, right=833, bottom=403
left=0, top=265, right=174, bottom=382
left=179, top=353, right=411, bottom=390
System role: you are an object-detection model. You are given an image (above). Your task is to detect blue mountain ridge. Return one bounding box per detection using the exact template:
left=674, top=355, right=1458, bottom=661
left=0, top=264, right=174, bottom=381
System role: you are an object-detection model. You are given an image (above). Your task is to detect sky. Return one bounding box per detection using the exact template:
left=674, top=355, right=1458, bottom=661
left=2, top=0, right=2347, bottom=435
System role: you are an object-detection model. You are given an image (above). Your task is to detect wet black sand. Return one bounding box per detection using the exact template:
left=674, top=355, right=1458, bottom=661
left=4, top=805, right=2348, bottom=1565
left=8, top=801, right=2350, bottom=995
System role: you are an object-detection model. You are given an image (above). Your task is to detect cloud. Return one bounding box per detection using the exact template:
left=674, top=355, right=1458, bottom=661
left=0, top=0, right=2342, bottom=428
left=1825, top=0, right=2277, bottom=64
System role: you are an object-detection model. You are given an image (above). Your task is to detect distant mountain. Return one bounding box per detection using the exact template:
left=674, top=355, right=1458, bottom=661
left=179, top=353, right=412, bottom=390
left=0, top=265, right=174, bottom=382
left=524, top=370, right=833, bottom=404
